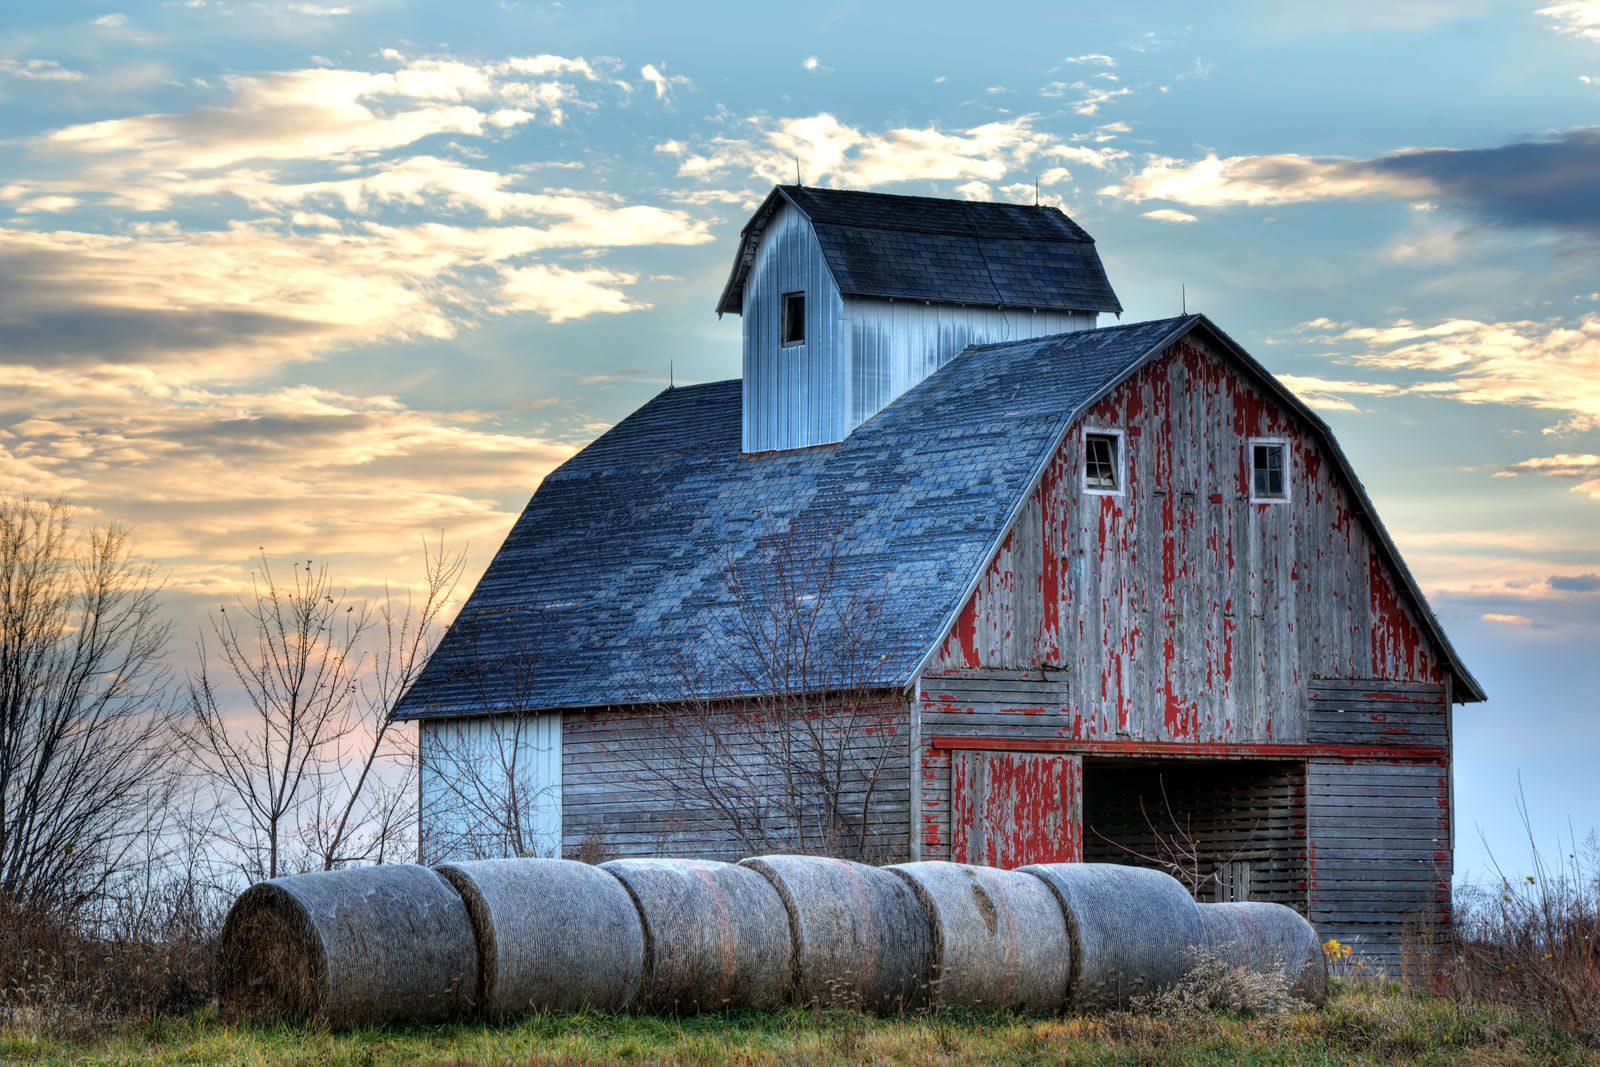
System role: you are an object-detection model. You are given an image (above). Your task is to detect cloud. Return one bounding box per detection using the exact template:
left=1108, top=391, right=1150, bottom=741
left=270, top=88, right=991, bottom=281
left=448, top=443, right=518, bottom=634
left=1274, top=373, right=1403, bottom=412
left=0, top=376, right=582, bottom=577
left=1039, top=80, right=1132, bottom=115
left=0, top=211, right=707, bottom=376
left=93, top=13, right=128, bottom=27
left=1060, top=54, right=1116, bottom=66
left=1481, top=612, right=1533, bottom=625
left=1540, top=1, right=1600, bottom=42
left=667, top=112, right=1088, bottom=192
left=0, top=58, right=85, bottom=81
left=1103, top=128, right=1600, bottom=236
left=640, top=63, right=688, bottom=100
left=1495, top=453, right=1600, bottom=499
left=1316, top=314, right=1600, bottom=428
left=1550, top=572, right=1600, bottom=591
left=1142, top=208, right=1198, bottom=223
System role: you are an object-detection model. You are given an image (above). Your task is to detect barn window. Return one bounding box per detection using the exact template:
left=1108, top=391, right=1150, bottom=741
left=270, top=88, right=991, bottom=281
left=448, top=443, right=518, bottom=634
left=1083, top=429, right=1123, bottom=494
left=781, top=292, right=805, bottom=345
left=1251, top=439, right=1289, bottom=502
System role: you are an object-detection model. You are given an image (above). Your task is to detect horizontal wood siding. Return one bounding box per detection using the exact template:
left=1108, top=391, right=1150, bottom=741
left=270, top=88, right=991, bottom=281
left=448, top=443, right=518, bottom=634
left=845, top=298, right=1093, bottom=430
left=930, top=336, right=1445, bottom=746
left=1307, top=758, right=1451, bottom=972
left=563, top=700, right=912, bottom=863
left=742, top=202, right=846, bottom=452
left=1308, top=679, right=1447, bottom=747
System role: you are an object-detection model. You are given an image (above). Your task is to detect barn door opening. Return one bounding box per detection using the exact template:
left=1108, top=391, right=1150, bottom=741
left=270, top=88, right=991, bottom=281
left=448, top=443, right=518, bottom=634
left=1079, top=758, right=1307, bottom=907
left=950, top=750, right=1082, bottom=868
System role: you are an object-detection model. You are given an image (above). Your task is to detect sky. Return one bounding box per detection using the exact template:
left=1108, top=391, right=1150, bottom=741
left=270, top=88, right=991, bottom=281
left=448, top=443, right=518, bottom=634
left=1, top=0, right=1597, bottom=885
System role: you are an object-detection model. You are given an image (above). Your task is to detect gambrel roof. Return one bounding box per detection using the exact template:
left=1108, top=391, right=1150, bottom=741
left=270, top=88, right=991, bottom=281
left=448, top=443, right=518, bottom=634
left=715, top=186, right=1122, bottom=316
left=394, top=315, right=1482, bottom=721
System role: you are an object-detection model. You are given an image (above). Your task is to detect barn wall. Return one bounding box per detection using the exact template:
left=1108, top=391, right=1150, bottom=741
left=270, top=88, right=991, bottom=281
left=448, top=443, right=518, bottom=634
left=418, top=713, right=562, bottom=863
left=562, top=698, right=913, bottom=863
left=1307, top=754, right=1451, bottom=972
left=741, top=202, right=846, bottom=453
left=844, top=299, right=1093, bottom=429
left=930, top=336, right=1444, bottom=743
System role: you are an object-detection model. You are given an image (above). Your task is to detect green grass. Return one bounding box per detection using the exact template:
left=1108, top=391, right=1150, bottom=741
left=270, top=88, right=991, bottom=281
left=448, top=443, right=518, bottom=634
left=3, top=982, right=1596, bottom=1065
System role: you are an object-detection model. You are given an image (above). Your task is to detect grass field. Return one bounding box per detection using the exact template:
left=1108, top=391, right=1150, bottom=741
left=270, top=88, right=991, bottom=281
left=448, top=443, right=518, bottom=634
left=3, top=980, right=1597, bottom=1066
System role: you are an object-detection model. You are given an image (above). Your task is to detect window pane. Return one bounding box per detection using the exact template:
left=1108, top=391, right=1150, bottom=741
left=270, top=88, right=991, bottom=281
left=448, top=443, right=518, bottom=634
left=1085, top=434, right=1118, bottom=491
left=1252, top=443, right=1286, bottom=499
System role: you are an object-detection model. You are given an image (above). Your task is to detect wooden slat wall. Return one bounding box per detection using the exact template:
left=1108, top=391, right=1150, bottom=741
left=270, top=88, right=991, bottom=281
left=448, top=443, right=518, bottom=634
left=1307, top=758, right=1451, bottom=972
left=929, top=336, right=1446, bottom=745
left=742, top=202, right=847, bottom=452
left=563, top=701, right=912, bottom=863
left=1308, top=679, right=1447, bottom=747
left=1080, top=761, right=1307, bottom=909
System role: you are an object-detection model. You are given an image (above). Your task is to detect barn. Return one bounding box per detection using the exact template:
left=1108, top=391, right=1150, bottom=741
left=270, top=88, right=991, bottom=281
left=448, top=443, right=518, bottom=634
left=394, top=185, right=1484, bottom=969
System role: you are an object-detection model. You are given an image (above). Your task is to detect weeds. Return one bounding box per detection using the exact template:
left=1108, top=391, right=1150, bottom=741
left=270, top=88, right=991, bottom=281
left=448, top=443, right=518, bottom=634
left=1132, top=943, right=1306, bottom=1019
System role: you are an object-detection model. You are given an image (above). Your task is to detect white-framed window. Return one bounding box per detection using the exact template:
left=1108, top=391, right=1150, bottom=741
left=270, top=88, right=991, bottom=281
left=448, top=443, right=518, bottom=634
left=781, top=291, right=806, bottom=346
left=1082, top=428, right=1124, bottom=495
left=1249, top=438, right=1290, bottom=502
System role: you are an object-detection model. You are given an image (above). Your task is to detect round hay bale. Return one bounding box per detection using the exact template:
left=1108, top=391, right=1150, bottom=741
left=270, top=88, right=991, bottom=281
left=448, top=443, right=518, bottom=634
left=886, top=861, right=1071, bottom=1013
left=740, top=854, right=933, bottom=1014
left=436, top=857, right=644, bottom=1016
left=1019, top=862, right=1204, bottom=1011
left=1199, top=901, right=1328, bottom=1004
left=601, top=858, right=792, bottom=1013
left=216, top=864, right=478, bottom=1027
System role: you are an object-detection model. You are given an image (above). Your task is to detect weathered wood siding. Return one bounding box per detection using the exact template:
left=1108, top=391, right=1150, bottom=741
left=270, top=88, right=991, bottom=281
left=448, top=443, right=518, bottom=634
left=930, top=336, right=1444, bottom=743
left=844, top=298, right=1093, bottom=429
left=418, top=713, right=562, bottom=862
left=1308, top=679, right=1448, bottom=748
left=1307, top=756, right=1451, bottom=970
left=741, top=201, right=847, bottom=453
left=950, top=750, right=1082, bottom=868
left=562, top=700, right=913, bottom=863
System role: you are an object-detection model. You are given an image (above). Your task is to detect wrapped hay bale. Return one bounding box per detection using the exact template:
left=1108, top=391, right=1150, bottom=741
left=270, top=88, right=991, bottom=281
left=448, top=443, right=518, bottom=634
left=1020, top=862, right=1204, bottom=1011
left=602, top=858, right=792, bottom=1013
left=216, top=864, right=478, bottom=1027
left=741, top=854, right=934, bottom=1013
left=436, top=857, right=645, bottom=1017
left=1199, top=901, right=1328, bottom=1004
left=886, top=861, right=1071, bottom=1013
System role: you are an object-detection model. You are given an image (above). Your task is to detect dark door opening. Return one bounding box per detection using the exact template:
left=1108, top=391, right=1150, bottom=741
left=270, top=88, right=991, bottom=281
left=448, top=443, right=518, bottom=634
left=1080, top=758, right=1308, bottom=910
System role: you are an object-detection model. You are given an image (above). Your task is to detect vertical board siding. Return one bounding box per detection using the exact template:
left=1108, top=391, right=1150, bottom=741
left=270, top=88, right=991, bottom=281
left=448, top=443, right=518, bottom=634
left=418, top=713, right=562, bottom=863
left=562, top=700, right=913, bottom=863
left=845, top=298, right=1094, bottom=429
left=742, top=202, right=846, bottom=453
left=929, top=336, right=1444, bottom=745
left=950, top=751, right=1083, bottom=868
left=1307, top=758, right=1451, bottom=971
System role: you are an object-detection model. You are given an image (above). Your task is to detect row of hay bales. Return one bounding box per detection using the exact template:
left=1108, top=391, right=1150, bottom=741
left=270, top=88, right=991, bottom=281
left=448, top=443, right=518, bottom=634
left=217, top=856, right=1326, bottom=1027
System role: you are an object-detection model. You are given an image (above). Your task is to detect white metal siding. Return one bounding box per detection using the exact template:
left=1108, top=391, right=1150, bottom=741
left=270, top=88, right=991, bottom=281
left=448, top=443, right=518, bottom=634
left=417, top=713, right=562, bottom=862
left=844, top=299, right=1096, bottom=428
left=741, top=203, right=845, bottom=452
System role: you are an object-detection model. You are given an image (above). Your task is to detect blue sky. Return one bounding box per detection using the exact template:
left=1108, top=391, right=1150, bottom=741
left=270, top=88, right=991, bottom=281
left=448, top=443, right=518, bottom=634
left=2, top=0, right=1597, bottom=883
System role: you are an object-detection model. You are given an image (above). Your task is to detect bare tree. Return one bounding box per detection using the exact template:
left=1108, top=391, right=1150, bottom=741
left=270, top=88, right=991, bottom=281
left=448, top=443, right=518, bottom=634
left=0, top=498, right=175, bottom=915
left=1091, top=774, right=1263, bottom=901
left=415, top=624, right=561, bottom=863
left=184, top=542, right=461, bottom=880
left=630, top=512, right=903, bottom=861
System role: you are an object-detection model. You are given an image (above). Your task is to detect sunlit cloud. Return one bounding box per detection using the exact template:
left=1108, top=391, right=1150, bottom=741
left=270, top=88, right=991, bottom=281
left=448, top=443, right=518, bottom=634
left=1482, top=612, right=1533, bottom=625
left=1297, top=313, right=1600, bottom=427
left=0, top=58, right=85, bottom=81
left=1494, top=453, right=1600, bottom=499
left=1102, top=128, right=1600, bottom=236
left=640, top=62, right=688, bottom=100
left=1540, top=0, right=1600, bottom=42
left=1142, top=207, right=1197, bottom=223
left=665, top=112, right=1092, bottom=192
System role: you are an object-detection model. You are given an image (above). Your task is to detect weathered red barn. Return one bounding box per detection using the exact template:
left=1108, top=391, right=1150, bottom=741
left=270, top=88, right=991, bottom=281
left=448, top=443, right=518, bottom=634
left=396, top=186, right=1483, bottom=970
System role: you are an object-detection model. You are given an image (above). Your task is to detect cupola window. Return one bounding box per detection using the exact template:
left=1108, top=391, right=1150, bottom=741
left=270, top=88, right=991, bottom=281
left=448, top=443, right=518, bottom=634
left=781, top=292, right=806, bottom=346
